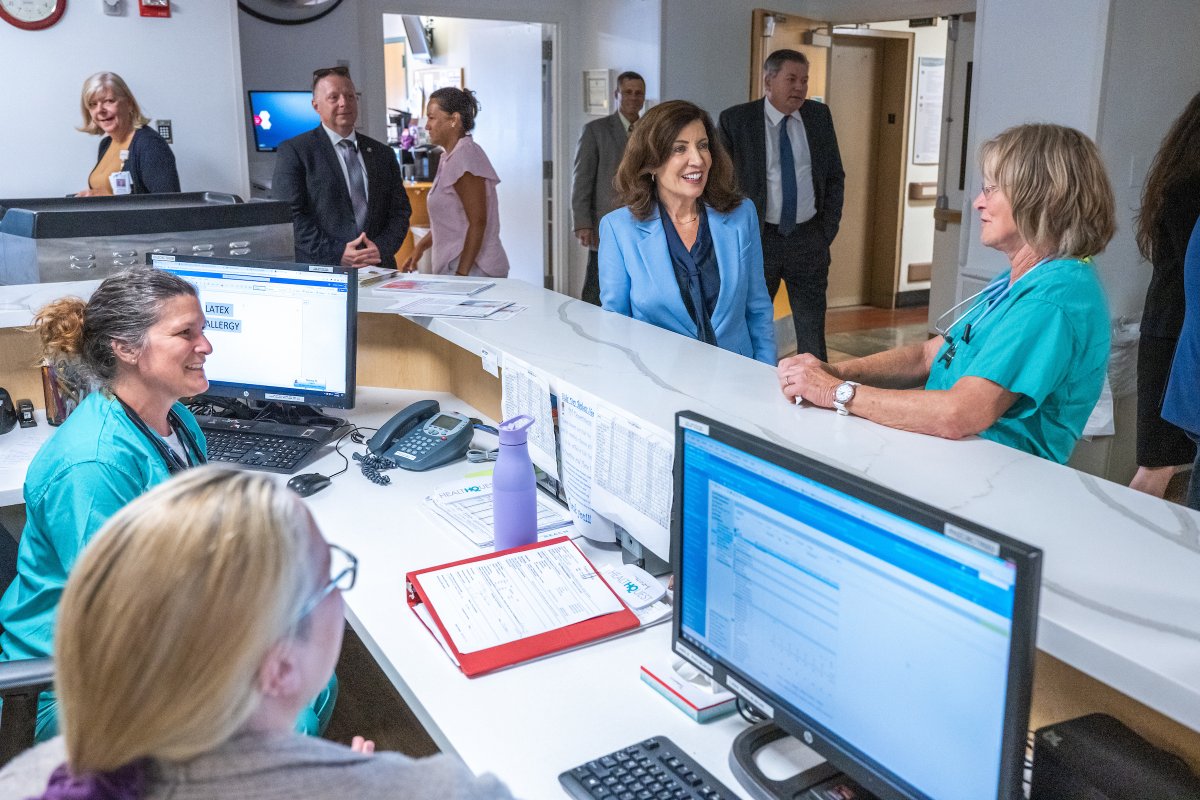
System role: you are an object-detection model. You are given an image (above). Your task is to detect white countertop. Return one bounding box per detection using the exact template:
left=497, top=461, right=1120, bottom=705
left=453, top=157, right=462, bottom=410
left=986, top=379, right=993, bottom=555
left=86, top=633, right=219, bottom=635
left=4, top=276, right=1198, bottom=738
left=359, top=278, right=1200, bottom=735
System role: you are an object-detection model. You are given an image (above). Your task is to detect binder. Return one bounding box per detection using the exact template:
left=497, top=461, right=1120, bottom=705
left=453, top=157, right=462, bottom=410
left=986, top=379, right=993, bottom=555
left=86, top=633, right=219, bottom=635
left=405, top=536, right=640, bottom=677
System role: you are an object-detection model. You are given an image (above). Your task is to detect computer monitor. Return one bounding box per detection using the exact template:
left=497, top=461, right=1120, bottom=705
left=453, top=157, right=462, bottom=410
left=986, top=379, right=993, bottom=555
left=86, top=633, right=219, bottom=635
left=248, top=90, right=321, bottom=152
left=671, top=412, right=1041, bottom=800
left=149, top=254, right=357, bottom=410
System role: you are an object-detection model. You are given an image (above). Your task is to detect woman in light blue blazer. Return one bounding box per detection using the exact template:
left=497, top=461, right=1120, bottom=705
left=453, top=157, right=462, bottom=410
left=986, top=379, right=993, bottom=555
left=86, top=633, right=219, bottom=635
left=598, top=100, right=776, bottom=364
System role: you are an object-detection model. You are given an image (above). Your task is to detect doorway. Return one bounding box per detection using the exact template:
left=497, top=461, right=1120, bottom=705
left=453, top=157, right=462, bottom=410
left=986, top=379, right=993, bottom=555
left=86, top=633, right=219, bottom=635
left=380, top=14, right=553, bottom=288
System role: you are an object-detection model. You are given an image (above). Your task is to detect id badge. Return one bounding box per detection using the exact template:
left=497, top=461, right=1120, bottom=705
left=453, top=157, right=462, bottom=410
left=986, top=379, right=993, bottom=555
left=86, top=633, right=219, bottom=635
left=109, top=171, right=133, bottom=195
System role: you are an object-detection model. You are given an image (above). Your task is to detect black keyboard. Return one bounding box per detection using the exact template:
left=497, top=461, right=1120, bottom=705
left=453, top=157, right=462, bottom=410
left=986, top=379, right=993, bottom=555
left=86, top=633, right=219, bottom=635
left=560, top=736, right=738, bottom=800
left=202, top=429, right=321, bottom=474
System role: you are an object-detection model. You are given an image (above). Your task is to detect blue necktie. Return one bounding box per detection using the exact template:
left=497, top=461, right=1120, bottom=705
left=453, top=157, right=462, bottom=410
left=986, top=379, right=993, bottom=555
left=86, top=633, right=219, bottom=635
left=778, top=116, right=797, bottom=236
left=337, top=138, right=369, bottom=233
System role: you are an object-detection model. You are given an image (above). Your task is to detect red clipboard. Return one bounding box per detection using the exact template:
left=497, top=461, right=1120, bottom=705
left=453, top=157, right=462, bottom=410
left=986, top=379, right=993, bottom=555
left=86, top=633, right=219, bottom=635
left=405, top=536, right=640, bottom=677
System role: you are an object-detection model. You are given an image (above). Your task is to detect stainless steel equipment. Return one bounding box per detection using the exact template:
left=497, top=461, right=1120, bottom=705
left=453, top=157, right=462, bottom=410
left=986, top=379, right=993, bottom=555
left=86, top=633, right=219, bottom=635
left=0, top=192, right=294, bottom=285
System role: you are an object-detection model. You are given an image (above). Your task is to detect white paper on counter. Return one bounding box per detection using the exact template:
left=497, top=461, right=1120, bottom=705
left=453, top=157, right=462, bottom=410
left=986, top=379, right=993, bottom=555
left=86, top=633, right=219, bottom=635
left=386, top=295, right=512, bottom=318
left=499, top=353, right=560, bottom=480
left=418, top=539, right=622, bottom=654
left=557, top=386, right=617, bottom=543
left=558, top=382, right=672, bottom=558
left=422, top=475, right=576, bottom=549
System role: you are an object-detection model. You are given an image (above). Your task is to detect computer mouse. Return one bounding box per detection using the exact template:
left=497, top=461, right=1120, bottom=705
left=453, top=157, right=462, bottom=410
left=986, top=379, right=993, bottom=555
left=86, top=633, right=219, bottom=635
left=287, top=473, right=332, bottom=498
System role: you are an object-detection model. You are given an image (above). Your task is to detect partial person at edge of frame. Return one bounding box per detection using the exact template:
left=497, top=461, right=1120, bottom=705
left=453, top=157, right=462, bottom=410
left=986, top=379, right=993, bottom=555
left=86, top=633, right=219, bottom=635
left=572, top=70, right=647, bottom=305
left=75, top=72, right=180, bottom=197
left=597, top=99, right=776, bottom=365
left=402, top=87, right=510, bottom=278
left=0, top=467, right=516, bottom=800
left=778, top=123, right=1115, bottom=465
left=1160, top=214, right=1200, bottom=512
left=1128, top=91, right=1200, bottom=498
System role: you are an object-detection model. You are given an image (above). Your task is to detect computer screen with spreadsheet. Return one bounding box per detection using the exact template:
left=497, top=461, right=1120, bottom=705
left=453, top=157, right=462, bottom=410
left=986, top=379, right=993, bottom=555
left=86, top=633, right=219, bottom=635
left=671, top=412, right=1041, bottom=800
left=150, top=254, right=356, bottom=410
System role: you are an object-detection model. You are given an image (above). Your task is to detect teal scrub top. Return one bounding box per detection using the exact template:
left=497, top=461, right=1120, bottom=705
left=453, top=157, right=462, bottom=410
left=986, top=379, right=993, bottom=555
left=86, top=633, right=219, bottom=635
left=0, top=392, right=206, bottom=662
left=926, top=258, right=1109, bottom=464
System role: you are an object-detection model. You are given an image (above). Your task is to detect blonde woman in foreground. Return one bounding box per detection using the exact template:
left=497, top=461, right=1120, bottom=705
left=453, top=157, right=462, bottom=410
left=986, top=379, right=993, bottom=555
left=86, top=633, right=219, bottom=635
left=0, top=467, right=515, bottom=800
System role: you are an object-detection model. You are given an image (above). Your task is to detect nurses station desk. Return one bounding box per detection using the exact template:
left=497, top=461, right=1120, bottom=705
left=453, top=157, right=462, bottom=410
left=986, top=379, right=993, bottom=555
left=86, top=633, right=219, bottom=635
left=1, top=277, right=1199, bottom=798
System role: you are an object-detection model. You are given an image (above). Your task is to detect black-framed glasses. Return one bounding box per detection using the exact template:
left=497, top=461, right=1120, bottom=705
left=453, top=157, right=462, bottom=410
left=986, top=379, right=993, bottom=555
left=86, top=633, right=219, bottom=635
left=312, top=65, right=351, bottom=88
left=298, top=543, right=357, bottom=620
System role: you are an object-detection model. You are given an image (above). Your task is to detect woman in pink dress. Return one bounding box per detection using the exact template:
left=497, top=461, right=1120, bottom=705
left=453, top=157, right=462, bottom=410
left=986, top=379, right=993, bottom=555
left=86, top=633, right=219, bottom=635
left=402, top=88, right=509, bottom=277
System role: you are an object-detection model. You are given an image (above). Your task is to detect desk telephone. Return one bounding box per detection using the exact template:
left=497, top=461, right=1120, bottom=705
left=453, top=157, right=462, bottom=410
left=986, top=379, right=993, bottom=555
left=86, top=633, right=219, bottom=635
left=367, top=399, right=473, bottom=471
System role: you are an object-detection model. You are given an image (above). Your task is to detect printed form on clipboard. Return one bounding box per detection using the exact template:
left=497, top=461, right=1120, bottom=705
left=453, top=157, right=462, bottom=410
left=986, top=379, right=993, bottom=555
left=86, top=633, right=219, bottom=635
left=405, top=537, right=655, bottom=676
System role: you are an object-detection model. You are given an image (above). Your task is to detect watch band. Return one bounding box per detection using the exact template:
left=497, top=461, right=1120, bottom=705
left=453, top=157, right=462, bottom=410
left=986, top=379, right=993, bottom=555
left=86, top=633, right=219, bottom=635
left=833, top=381, right=859, bottom=416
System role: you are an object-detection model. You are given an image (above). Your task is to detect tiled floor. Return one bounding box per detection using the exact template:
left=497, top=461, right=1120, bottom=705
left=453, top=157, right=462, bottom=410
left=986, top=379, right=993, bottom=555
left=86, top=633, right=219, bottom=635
left=822, top=305, right=930, bottom=364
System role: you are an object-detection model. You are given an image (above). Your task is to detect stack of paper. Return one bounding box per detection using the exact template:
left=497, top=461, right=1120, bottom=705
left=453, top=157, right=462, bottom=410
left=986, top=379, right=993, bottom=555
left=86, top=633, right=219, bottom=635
left=423, top=476, right=576, bottom=549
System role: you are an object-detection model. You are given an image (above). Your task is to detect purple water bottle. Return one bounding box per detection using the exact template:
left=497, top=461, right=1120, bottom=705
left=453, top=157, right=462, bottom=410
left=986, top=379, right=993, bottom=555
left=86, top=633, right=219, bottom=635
left=493, top=414, right=538, bottom=551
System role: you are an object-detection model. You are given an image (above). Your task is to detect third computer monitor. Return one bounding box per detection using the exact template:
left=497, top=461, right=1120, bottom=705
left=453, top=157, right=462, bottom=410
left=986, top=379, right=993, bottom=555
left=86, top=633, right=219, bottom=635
left=672, top=411, right=1041, bottom=800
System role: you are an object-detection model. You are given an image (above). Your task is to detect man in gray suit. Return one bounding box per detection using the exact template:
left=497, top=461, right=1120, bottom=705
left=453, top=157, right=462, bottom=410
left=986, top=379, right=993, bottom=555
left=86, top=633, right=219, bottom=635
left=571, top=71, right=645, bottom=305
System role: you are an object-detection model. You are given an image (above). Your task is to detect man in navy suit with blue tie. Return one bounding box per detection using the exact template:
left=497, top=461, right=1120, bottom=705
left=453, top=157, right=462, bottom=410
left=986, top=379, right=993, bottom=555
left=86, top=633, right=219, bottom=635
left=720, top=49, right=844, bottom=360
left=273, top=66, right=411, bottom=269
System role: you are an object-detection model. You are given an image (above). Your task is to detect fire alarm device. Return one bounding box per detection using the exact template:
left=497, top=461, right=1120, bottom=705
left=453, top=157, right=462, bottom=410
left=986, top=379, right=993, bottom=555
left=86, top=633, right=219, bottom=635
left=0, top=0, right=67, bottom=30
left=138, top=0, right=168, bottom=17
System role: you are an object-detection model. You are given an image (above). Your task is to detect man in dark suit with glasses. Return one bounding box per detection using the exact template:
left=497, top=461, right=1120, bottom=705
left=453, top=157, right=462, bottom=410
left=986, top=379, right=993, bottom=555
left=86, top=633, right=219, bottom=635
left=273, top=66, right=411, bottom=269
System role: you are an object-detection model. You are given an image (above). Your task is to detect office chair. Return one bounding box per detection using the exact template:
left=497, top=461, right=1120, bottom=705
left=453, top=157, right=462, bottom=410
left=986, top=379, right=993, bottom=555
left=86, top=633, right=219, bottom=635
left=0, top=656, right=53, bottom=767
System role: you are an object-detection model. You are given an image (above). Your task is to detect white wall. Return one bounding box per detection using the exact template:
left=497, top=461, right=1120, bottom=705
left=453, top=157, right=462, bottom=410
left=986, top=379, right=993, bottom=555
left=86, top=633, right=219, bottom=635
left=238, top=2, right=362, bottom=192
left=566, top=0, right=663, bottom=297
left=1095, top=0, right=1200, bottom=321
left=864, top=19, right=948, bottom=294
left=0, top=2, right=248, bottom=198
left=425, top=17, right=546, bottom=286
left=962, top=0, right=1111, bottom=284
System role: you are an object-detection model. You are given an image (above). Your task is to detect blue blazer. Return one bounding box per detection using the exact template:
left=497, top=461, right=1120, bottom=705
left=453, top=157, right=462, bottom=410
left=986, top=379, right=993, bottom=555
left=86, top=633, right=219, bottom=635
left=1163, top=216, right=1200, bottom=436
left=598, top=199, right=776, bottom=364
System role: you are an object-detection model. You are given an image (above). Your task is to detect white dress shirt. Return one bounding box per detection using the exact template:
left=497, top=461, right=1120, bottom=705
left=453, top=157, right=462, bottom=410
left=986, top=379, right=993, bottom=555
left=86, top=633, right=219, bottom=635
left=322, top=124, right=370, bottom=204
left=762, top=101, right=816, bottom=226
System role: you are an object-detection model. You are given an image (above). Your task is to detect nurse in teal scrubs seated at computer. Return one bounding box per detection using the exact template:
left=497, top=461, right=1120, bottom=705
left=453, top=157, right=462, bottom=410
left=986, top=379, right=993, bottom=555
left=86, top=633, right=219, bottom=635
left=0, top=268, right=333, bottom=738
left=778, top=124, right=1115, bottom=464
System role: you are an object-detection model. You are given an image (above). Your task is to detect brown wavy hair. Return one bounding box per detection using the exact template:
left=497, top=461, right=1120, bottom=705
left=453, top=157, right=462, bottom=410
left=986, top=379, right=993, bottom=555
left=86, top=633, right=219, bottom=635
left=1135, top=91, right=1200, bottom=264
left=614, top=100, right=742, bottom=220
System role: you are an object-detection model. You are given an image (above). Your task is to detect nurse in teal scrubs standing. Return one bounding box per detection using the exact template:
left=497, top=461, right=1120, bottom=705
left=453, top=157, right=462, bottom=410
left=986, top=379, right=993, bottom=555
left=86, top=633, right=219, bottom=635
left=777, top=124, right=1114, bottom=464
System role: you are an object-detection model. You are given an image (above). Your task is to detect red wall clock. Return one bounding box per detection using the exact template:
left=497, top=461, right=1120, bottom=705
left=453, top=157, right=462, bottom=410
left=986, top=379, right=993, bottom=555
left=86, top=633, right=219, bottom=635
left=1, top=0, right=66, bottom=30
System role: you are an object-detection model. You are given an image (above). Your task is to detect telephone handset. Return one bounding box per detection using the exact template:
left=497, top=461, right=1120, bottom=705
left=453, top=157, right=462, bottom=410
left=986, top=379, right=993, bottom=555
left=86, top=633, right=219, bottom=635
left=367, top=399, right=474, bottom=471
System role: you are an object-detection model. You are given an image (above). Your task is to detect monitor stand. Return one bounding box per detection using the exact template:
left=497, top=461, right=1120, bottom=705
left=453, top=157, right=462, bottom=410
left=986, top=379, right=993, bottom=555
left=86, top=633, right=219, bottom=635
left=194, top=397, right=348, bottom=443
left=729, top=722, right=875, bottom=800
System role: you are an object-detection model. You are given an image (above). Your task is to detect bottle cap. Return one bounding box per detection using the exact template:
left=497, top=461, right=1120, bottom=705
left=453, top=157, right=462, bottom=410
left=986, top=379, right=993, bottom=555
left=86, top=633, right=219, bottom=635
left=498, top=414, right=534, bottom=445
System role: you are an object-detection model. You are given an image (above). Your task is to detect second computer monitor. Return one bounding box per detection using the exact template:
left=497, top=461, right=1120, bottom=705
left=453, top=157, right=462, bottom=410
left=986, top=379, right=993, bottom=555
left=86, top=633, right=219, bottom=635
left=150, top=254, right=357, bottom=410
left=672, top=412, right=1041, bottom=800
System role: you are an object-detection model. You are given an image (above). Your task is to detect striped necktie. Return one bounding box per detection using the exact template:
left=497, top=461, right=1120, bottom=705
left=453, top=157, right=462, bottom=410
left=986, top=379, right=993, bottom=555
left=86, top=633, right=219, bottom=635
left=337, top=138, right=369, bottom=232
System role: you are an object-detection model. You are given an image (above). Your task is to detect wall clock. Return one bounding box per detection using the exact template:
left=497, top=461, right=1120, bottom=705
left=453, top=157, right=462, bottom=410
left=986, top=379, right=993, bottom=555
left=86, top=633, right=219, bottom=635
left=238, top=0, right=342, bottom=26
left=0, top=0, right=66, bottom=30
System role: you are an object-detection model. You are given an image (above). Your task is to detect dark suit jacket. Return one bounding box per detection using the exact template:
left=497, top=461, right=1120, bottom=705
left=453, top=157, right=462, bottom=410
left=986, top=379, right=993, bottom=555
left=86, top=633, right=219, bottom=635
left=272, top=126, right=412, bottom=269
left=571, top=112, right=629, bottom=247
left=719, top=98, right=844, bottom=247
left=95, top=125, right=180, bottom=194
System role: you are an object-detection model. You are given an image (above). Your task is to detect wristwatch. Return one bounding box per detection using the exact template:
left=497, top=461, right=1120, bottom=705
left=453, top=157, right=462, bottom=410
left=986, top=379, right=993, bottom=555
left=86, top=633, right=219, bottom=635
left=833, top=381, right=859, bottom=416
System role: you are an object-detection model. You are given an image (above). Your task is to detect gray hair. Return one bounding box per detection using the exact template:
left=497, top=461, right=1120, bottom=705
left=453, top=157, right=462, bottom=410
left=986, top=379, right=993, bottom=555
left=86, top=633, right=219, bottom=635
left=763, top=49, right=809, bottom=77
left=36, top=267, right=198, bottom=387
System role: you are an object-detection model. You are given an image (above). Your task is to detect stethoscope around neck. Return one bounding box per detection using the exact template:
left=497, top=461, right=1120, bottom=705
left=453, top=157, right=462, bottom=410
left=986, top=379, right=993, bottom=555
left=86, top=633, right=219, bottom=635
left=934, top=257, right=1052, bottom=367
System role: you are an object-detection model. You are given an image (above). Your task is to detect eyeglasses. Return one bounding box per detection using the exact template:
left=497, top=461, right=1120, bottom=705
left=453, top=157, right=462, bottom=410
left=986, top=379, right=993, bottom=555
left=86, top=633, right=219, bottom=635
left=297, top=543, right=357, bottom=620
left=980, top=183, right=1000, bottom=199
left=312, top=65, right=351, bottom=88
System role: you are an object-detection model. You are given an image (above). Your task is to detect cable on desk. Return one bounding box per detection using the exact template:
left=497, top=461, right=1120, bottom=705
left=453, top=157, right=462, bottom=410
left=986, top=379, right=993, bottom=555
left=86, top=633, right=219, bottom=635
left=735, top=698, right=767, bottom=726
left=467, top=447, right=499, bottom=463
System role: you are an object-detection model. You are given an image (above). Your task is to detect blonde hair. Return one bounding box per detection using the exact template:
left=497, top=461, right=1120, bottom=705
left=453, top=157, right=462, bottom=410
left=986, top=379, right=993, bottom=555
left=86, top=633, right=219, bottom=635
left=56, top=467, right=317, bottom=774
left=979, top=123, right=1116, bottom=259
left=77, top=72, right=149, bottom=135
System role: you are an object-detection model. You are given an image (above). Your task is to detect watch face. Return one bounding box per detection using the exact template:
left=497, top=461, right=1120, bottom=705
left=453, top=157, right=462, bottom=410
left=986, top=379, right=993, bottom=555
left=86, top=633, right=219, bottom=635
left=835, top=383, right=855, bottom=404
left=0, top=0, right=66, bottom=29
